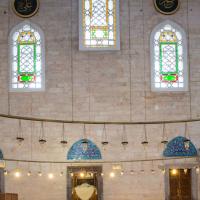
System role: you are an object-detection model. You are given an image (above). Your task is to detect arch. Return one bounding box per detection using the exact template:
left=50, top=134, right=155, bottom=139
left=163, top=136, right=197, bottom=157
left=150, top=20, right=188, bottom=91
left=67, top=139, right=102, bottom=160
left=9, top=21, right=45, bottom=91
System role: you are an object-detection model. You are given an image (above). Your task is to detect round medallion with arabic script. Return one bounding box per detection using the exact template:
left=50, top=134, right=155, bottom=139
left=12, top=0, right=39, bottom=18
left=154, top=0, right=180, bottom=15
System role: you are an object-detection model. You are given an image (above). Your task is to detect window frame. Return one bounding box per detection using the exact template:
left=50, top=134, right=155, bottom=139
left=150, top=20, right=188, bottom=92
left=79, top=0, right=120, bottom=51
left=9, top=21, right=45, bottom=92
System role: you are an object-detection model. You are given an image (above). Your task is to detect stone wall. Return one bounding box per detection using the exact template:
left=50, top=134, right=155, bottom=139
left=0, top=0, right=199, bottom=200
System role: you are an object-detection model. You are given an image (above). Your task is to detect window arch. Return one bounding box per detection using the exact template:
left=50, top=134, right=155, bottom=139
left=79, top=0, right=120, bottom=50
left=9, top=21, right=45, bottom=91
left=150, top=20, right=188, bottom=91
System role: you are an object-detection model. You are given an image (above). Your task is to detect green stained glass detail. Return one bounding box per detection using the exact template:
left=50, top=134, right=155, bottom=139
left=18, top=43, right=36, bottom=76
left=91, top=29, right=109, bottom=39
left=20, top=75, right=34, bottom=82
left=91, top=30, right=96, bottom=39
left=103, top=30, right=108, bottom=38
left=160, top=42, right=178, bottom=76
left=162, top=75, right=177, bottom=82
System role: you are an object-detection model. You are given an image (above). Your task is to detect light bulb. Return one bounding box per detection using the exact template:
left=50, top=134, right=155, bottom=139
left=184, top=169, right=188, bottom=174
left=121, top=141, right=128, bottom=149
left=14, top=170, right=21, bottom=178
left=109, top=172, right=115, bottom=178
left=120, top=170, right=124, bottom=176
left=48, top=173, right=54, bottom=179
left=79, top=172, right=85, bottom=178
left=4, top=170, right=8, bottom=176
left=60, top=172, right=64, bottom=177
left=162, top=169, right=166, bottom=174
left=82, top=140, right=88, bottom=152
left=184, top=139, right=190, bottom=150
left=151, top=169, right=155, bottom=174
left=101, top=173, right=104, bottom=177
left=27, top=171, right=31, bottom=176
left=38, top=171, right=42, bottom=177
left=140, top=169, right=145, bottom=174
left=196, top=167, right=200, bottom=174
left=171, top=169, right=178, bottom=176
left=16, top=137, right=25, bottom=146
left=130, top=170, right=134, bottom=175
left=70, top=172, right=74, bottom=177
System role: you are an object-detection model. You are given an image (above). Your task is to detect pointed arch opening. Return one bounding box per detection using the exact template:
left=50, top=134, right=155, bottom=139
left=9, top=21, right=45, bottom=91
left=150, top=20, right=188, bottom=91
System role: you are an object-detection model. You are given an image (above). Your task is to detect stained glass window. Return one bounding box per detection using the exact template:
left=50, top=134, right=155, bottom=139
left=10, top=22, right=45, bottom=91
left=151, top=20, right=188, bottom=91
left=79, top=0, right=120, bottom=50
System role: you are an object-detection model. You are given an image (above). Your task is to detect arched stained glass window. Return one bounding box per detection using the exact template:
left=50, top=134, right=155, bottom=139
left=151, top=20, right=188, bottom=91
left=10, top=21, right=45, bottom=91
left=79, top=0, right=120, bottom=50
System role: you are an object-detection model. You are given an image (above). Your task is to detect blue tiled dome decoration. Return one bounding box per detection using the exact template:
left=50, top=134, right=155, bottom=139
left=0, top=149, right=3, bottom=160
left=67, top=139, right=102, bottom=160
left=163, top=136, right=197, bottom=157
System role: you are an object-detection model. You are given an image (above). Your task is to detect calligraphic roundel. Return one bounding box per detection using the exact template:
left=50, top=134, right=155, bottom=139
left=12, top=0, right=39, bottom=18
left=154, top=0, right=180, bottom=15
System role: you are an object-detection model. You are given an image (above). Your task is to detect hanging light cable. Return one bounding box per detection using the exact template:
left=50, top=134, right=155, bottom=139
left=151, top=160, right=155, bottom=174
left=4, top=161, right=8, bottom=176
left=140, top=161, right=145, bottom=173
left=60, top=123, right=68, bottom=146
left=38, top=163, right=42, bottom=177
left=130, top=160, right=134, bottom=175
left=81, top=124, right=88, bottom=152
left=39, top=121, right=47, bottom=145
left=27, top=162, right=31, bottom=176
left=16, top=119, right=24, bottom=144
left=161, top=123, right=168, bottom=145
left=48, top=163, right=54, bottom=179
left=141, top=124, right=148, bottom=146
left=101, top=124, right=109, bottom=149
left=120, top=162, right=124, bottom=176
left=184, top=122, right=190, bottom=150
left=14, top=161, right=21, bottom=178
left=121, top=125, right=128, bottom=149
left=59, top=163, right=64, bottom=177
left=161, top=159, right=166, bottom=174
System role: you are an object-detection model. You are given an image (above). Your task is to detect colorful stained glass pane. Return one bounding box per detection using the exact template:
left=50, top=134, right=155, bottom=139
left=80, top=0, right=119, bottom=49
left=152, top=22, right=186, bottom=90
left=11, top=23, right=43, bottom=90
